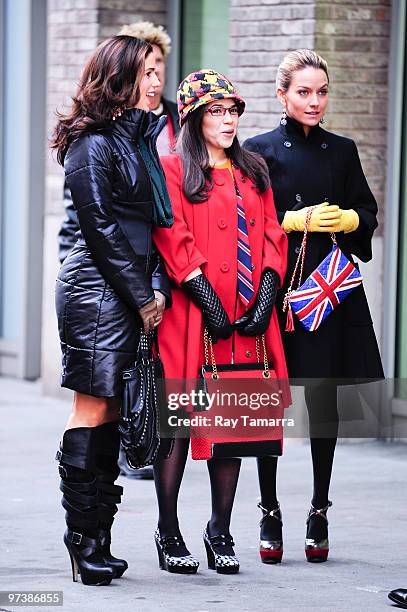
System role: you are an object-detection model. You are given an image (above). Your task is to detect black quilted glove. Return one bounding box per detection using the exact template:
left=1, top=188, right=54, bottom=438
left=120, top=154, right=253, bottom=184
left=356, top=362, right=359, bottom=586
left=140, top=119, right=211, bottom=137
left=183, top=274, right=232, bottom=342
left=234, top=269, right=280, bottom=336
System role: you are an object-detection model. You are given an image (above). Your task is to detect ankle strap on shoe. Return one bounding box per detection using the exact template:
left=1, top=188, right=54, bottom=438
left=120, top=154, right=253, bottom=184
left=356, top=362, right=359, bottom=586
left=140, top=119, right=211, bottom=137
left=307, top=501, right=332, bottom=524
left=208, top=533, right=235, bottom=547
left=257, top=502, right=282, bottom=526
left=159, top=534, right=186, bottom=550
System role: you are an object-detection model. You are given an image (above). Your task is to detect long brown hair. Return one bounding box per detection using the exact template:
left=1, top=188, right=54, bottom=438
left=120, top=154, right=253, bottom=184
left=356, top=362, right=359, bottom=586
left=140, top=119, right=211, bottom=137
left=176, top=106, right=270, bottom=203
left=51, top=35, right=152, bottom=164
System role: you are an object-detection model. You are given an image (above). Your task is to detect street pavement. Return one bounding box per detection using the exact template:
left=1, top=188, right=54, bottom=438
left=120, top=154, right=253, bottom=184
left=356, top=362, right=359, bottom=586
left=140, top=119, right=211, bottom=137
left=0, top=376, right=406, bottom=612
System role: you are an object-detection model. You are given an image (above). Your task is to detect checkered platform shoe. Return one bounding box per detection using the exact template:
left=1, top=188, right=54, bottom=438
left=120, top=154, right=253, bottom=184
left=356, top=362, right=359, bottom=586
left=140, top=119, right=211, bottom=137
left=154, top=528, right=199, bottom=574
left=203, top=527, right=240, bottom=574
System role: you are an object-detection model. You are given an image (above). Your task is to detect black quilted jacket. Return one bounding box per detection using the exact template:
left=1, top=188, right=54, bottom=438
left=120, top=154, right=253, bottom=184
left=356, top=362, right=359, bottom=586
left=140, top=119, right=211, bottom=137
left=55, top=108, right=172, bottom=396
left=63, top=108, right=171, bottom=310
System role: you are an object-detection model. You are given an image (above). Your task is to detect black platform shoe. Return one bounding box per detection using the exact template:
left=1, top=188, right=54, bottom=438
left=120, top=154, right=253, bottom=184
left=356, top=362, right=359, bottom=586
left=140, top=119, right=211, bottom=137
left=388, top=589, right=407, bottom=608
left=203, top=526, right=240, bottom=574
left=154, top=528, right=199, bottom=574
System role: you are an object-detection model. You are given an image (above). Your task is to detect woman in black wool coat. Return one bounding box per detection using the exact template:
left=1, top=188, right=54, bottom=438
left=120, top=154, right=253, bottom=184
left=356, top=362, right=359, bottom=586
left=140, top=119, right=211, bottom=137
left=50, top=36, right=173, bottom=586
left=245, top=49, right=383, bottom=565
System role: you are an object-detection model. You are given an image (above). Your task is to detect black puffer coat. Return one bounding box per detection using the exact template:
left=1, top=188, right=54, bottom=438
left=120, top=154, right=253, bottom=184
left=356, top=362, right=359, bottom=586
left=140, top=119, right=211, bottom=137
left=57, top=97, right=180, bottom=264
left=55, top=109, right=171, bottom=397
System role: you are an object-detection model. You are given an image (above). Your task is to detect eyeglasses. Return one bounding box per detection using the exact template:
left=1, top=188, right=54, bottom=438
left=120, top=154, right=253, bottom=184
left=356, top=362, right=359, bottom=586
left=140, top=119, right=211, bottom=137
left=204, top=106, right=240, bottom=118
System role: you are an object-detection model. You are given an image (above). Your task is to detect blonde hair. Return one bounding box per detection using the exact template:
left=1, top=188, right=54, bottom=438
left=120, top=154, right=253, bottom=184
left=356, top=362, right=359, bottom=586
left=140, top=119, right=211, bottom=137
left=118, top=21, right=171, bottom=59
left=276, top=49, right=329, bottom=92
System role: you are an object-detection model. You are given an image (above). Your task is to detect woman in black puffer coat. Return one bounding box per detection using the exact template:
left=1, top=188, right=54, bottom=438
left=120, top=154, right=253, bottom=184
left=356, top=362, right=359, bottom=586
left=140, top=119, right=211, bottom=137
left=50, top=35, right=173, bottom=586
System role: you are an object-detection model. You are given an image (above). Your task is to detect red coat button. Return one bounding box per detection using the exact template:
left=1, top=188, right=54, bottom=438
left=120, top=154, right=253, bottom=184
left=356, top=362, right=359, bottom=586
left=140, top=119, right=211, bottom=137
left=245, top=350, right=252, bottom=358
left=218, top=218, right=227, bottom=229
left=220, top=261, right=230, bottom=273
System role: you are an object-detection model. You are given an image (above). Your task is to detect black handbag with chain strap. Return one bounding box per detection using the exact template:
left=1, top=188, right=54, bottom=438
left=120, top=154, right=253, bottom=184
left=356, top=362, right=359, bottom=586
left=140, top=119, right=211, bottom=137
left=119, top=330, right=172, bottom=469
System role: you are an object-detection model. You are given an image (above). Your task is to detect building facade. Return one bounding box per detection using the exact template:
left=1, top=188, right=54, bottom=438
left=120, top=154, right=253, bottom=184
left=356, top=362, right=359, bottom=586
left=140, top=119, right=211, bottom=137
left=1, top=1, right=406, bottom=419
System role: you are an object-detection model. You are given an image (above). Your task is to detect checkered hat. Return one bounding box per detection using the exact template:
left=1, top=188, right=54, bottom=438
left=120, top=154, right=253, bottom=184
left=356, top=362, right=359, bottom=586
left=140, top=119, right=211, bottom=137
left=177, top=69, right=246, bottom=126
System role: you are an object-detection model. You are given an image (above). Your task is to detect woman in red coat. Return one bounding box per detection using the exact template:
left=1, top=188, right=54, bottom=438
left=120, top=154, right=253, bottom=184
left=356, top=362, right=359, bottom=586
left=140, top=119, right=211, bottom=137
left=152, top=69, right=289, bottom=575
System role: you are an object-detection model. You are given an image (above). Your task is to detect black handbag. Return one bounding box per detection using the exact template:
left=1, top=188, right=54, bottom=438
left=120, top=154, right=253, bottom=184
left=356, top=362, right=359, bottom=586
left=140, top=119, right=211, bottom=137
left=119, top=330, right=172, bottom=470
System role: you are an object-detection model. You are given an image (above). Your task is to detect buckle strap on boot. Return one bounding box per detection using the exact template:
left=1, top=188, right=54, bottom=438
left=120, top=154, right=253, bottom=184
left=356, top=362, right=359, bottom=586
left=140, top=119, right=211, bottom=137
left=66, top=529, right=99, bottom=548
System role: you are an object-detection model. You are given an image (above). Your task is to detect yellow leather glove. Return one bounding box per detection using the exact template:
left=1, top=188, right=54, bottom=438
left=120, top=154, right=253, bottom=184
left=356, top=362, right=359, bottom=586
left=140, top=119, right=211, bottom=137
left=335, top=208, right=359, bottom=233
left=282, top=203, right=342, bottom=233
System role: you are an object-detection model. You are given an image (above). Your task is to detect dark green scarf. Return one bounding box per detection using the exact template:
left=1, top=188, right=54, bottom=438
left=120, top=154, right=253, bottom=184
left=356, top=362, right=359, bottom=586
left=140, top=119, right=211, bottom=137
left=138, top=137, right=174, bottom=228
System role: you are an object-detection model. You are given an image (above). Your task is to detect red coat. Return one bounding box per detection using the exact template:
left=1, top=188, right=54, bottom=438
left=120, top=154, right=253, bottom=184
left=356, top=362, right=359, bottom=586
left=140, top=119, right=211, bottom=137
left=154, top=155, right=290, bottom=457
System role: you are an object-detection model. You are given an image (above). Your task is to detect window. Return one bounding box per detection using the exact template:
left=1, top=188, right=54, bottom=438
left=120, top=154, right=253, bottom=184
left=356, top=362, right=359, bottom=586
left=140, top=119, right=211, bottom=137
left=181, top=0, right=230, bottom=77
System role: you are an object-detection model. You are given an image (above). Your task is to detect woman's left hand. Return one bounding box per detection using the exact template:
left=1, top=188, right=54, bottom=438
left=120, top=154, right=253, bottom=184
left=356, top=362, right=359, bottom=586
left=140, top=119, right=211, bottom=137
left=154, top=291, right=166, bottom=326
left=234, top=269, right=280, bottom=336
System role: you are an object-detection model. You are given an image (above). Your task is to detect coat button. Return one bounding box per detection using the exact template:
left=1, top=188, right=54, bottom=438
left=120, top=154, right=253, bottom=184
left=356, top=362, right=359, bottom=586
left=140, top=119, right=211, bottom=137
left=283, top=141, right=292, bottom=147
left=245, top=350, right=252, bottom=358
left=321, top=142, right=328, bottom=149
left=220, top=261, right=230, bottom=273
left=218, top=218, right=227, bottom=229
left=294, top=246, right=301, bottom=254
left=252, top=264, right=256, bottom=271
left=249, top=218, right=255, bottom=226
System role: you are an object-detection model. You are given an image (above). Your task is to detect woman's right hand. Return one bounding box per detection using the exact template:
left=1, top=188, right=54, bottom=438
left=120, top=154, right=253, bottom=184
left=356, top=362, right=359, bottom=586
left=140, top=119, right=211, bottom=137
left=282, top=203, right=342, bottom=233
left=182, top=273, right=232, bottom=342
left=138, top=299, right=158, bottom=333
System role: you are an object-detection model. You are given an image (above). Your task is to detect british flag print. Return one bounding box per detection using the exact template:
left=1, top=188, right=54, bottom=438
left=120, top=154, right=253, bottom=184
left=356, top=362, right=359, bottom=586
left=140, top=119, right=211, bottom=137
left=289, top=245, right=363, bottom=332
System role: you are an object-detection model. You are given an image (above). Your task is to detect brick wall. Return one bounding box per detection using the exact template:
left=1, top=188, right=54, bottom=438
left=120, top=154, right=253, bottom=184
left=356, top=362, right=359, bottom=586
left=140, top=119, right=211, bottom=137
left=98, top=0, right=167, bottom=39
left=314, top=0, right=391, bottom=230
left=229, top=0, right=316, bottom=142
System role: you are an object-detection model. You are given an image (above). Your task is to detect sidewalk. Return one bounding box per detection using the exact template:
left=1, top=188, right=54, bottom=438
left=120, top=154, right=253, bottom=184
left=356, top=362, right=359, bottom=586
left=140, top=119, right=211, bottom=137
left=0, top=376, right=406, bottom=612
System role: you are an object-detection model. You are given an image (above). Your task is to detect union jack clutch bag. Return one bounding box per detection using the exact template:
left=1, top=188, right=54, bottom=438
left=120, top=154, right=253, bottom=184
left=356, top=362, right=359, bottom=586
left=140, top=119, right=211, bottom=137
left=283, top=208, right=363, bottom=333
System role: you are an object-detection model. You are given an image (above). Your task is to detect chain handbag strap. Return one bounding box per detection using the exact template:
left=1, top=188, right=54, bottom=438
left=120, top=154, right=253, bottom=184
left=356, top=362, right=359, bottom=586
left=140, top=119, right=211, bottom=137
left=256, top=334, right=270, bottom=378
left=203, top=328, right=270, bottom=379
left=203, top=327, right=219, bottom=379
left=283, top=206, right=315, bottom=312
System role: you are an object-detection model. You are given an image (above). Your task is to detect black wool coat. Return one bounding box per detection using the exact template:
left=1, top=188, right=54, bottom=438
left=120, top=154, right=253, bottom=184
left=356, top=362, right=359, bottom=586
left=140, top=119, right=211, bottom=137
left=244, top=117, right=384, bottom=379
left=55, top=109, right=171, bottom=397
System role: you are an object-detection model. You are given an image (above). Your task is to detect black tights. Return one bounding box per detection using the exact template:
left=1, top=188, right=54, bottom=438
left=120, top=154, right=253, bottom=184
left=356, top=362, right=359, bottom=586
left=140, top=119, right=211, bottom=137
left=153, top=437, right=190, bottom=538
left=257, top=383, right=338, bottom=540
left=154, top=438, right=241, bottom=553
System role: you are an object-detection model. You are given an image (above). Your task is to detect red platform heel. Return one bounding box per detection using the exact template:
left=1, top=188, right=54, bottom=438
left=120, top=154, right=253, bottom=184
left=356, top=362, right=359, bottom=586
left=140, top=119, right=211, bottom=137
left=305, top=501, right=332, bottom=562
left=258, top=502, right=283, bottom=564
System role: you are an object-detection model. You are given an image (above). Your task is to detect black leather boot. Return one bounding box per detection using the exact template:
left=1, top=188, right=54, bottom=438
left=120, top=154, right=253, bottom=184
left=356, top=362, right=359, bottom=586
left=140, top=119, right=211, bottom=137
left=93, top=422, right=128, bottom=578
left=56, top=426, right=116, bottom=586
